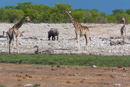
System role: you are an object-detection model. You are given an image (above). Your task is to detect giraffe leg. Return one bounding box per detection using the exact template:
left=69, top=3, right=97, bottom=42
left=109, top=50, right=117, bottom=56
left=121, top=29, right=123, bottom=39
left=123, top=29, right=126, bottom=44
left=7, top=36, right=9, bottom=46
left=9, top=38, right=12, bottom=54
left=85, top=34, right=89, bottom=50
left=9, top=44, right=11, bottom=54
left=16, top=36, right=18, bottom=46
left=12, top=33, right=15, bottom=46
left=75, top=31, right=77, bottom=40
left=124, top=29, right=126, bottom=38
left=57, top=36, right=58, bottom=40
left=16, top=31, right=19, bottom=46
left=77, top=34, right=80, bottom=50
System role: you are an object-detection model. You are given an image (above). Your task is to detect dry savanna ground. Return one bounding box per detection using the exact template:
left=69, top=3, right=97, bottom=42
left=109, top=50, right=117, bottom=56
left=0, top=64, right=129, bottom=87
left=0, top=23, right=130, bottom=55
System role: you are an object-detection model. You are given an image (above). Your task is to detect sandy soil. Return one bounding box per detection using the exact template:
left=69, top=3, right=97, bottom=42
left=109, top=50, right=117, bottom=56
left=0, top=64, right=129, bottom=87
left=0, top=23, right=130, bottom=55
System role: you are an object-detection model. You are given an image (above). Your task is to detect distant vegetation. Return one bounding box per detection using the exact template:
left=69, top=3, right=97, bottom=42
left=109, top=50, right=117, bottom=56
left=0, top=2, right=130, bottom=23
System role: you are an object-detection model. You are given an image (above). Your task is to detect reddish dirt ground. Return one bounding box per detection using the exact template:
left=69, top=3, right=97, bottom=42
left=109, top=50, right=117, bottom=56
left=0, top=64, right=130, bottom=87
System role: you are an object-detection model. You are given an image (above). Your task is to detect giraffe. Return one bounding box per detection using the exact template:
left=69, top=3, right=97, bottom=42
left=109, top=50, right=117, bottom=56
left=7, top=16, right=31, bottom=54
left=121, top=17, right=126, bottom=39
left=66, top=11, right=90, bottom=50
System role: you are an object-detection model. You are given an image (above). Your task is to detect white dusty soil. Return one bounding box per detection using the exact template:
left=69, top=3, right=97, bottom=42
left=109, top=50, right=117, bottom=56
left=0, top=23, right=130, bottom=55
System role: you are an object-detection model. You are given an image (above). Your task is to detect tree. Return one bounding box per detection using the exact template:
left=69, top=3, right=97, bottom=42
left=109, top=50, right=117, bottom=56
left=107, top=15, right=117, bottom=23
left=0, top=8, right=5, bottom=22
left=112, top=9, right=125, bottom=15
left=104, top=18, right=107, bottom=23
left=126, top=9, right=130, bottom=15
left=4, top=5, right=15, bottom=9
left=97, top=15, right=104, bottom=23
left=92, top=9, right=99, bottom=13
left=72, top=11, right=85, bottom=23
left=84, top=11, right=92, bottom=23
left=5, top=9, right=24, bottom=23
left=15, top=2, right=33, bottom=14
left=52, top=3, right=73, bottom=23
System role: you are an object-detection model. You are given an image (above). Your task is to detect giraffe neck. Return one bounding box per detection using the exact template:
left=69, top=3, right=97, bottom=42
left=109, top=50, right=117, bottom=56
left=67, top=13, right=81, bottom=28
left=12, top=18, right=25, bottom=29
left=124, top=20, right=125, bottom=26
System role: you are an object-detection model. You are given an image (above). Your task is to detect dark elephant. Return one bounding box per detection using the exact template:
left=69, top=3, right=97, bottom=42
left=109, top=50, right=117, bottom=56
left=48, top=28, right=59, bottom=40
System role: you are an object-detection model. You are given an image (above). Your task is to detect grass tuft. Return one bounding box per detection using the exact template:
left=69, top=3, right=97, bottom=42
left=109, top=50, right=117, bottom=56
left=0, top=53, right=130, bottom=67
left=0, top=85, right=5, bottom=87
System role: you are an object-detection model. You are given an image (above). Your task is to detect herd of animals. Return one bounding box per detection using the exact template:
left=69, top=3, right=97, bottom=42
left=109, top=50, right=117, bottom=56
left=0, top=11, right=126, bottom=54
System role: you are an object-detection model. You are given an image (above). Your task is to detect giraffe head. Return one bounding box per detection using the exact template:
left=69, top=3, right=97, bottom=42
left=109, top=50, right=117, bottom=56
left=25, top=16, right=32, bottom=22
left=66, top=11, right=71, bottom=14
left=122, top=17, right=125, bottom=21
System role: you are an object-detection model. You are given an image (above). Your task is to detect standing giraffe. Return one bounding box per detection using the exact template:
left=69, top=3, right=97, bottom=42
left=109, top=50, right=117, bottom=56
left=121, top=17, right=126, bottom=39
left=7, top=16, right=31, bottom=54
left=66, top=11, right=90, bottom=50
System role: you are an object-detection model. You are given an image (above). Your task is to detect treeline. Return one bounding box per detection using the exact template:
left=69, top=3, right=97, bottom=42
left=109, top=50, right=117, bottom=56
left=0, top=2, right=130, bottom=23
